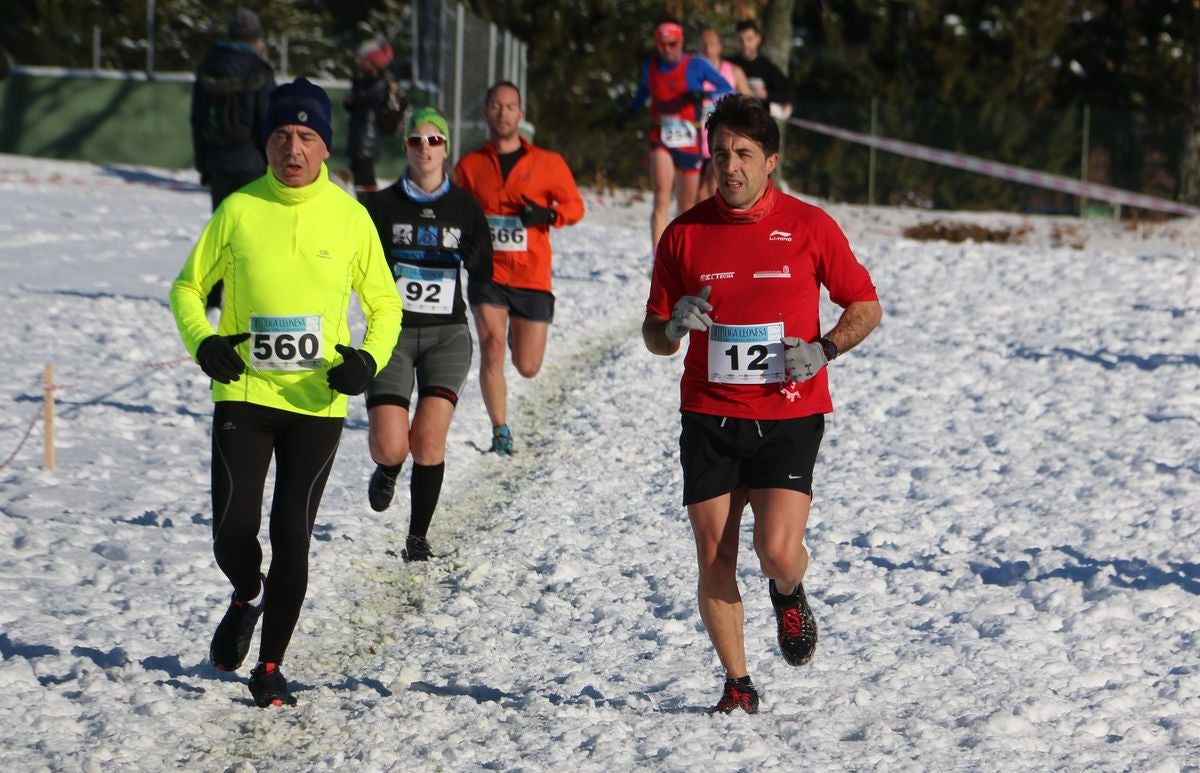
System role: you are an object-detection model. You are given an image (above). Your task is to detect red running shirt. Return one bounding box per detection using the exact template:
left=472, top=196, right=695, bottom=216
left=646, top=185, right=878, bottom=420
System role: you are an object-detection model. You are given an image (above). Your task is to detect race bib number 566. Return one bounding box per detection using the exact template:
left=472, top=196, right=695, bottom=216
left=249, top=315, right=323, bottom=371
left=707, top=322, right=785, bottom=384
left=487, top=215, right=527, bottom=253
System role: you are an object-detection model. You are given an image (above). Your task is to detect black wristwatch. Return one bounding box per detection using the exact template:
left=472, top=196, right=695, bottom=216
left=818, top=336, right=839, bottom=361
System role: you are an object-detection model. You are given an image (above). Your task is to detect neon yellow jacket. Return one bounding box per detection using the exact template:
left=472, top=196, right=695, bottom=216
left=170, top=165, right=403, bottom=417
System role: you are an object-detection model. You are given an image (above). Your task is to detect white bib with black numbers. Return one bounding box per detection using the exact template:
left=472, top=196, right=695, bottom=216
left=707, top=322, right=786, bottom=384
left=249, top=314, right=323, bottom=371
left=487, top=215, right=528, bottom=253
left=396, top=262, right=455, bottom=315
left=659, top=116, right=697, bottom=149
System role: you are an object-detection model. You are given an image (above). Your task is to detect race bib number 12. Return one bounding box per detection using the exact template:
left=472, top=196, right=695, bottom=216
left=249, top=315, right=323, bottom=371
left=707, top=322, right=786, bottom=384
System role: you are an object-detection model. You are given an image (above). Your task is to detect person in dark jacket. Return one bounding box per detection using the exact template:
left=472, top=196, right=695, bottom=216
left=190, top=7, right=276, bottom=308
left=361, top=107, right=492, bottom=561
left=345, top=39, right=408, bottom=196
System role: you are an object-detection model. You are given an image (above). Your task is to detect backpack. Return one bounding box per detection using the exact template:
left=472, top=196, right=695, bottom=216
left=199, top=71, right=268, bottom=148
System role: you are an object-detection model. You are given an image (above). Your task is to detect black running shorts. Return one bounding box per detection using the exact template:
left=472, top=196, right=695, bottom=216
left=679, top=411, right=825, bottom=505
left=366, top=323, right=473, bottom=410
left=468, top=280, right=555, bottom=323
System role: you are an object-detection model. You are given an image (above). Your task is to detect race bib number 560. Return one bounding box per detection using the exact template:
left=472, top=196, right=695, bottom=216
left=249, top=315, right=323, bottom=371
left=707, top=322, right=786, bottom=384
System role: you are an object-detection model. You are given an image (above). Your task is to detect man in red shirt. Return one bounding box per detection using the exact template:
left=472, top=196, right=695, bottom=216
left=454, top=81, right=584, bottom=455
left=643, top=94, right=882, bottom=715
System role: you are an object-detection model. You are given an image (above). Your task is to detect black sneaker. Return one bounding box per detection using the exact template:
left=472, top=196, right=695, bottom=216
left=209, top=582, right=264, bottom=672
left=708, top=677, right=760, bottom=715
left=368, top=465, right=398, bottom=512
left=248, top=662, right=297, bottom=708
left=402, top=535, right=433, bottom=562
left=770, top=580, right=818, bottom=666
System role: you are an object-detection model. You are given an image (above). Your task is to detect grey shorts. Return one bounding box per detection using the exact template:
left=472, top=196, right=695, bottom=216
left=366, top=324, right=473, bottom=410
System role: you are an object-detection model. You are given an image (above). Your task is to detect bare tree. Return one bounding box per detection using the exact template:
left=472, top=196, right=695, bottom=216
left=1182, top=0, right=1200, bottom=204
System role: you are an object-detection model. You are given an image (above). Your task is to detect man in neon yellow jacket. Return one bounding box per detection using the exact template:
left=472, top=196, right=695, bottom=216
left=170, top=77, right=402, bottom=709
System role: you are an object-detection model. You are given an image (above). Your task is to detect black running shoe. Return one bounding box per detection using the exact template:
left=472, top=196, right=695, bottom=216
left=402, top=535, right=433, bottom=562
left=368, top=465, right=398, bottom=512
left=209, top=583, right=265, bottom=672
left=708, top=677, right=760, bottom=715
left=248, top=662, right=297, bottom=708
left=770, top=580, right=818, bottom=666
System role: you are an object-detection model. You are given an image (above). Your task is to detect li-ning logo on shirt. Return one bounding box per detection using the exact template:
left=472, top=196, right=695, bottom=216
left=768, top=230, right=792, bottom=242
left=700, top=271, right=735, bottom=281
left=754, top=265, right=791, bottom=279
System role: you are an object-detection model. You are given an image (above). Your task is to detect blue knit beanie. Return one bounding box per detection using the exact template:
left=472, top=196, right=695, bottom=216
left=265, top=77, right=333, bottom=150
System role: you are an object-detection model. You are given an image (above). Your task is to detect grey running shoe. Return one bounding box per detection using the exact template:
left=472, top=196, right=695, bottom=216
left=248, top=662, right=297, bottom=707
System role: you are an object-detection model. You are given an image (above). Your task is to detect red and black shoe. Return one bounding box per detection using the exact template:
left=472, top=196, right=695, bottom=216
left=770, top=580, right=818, bottom=666
left=249, top=662, right=297, bottom=708
left=708, top=676, right=760, bottom=715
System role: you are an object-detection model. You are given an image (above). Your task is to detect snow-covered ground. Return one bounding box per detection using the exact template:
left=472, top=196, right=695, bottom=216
left=0, top=154, right=1197, bottom=771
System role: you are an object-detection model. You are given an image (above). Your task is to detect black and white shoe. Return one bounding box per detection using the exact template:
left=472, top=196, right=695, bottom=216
left=402, top=535, right=434, bottom=562
left=248, top=662, right=297, bottom=707
left=208, top=581, right=265, bottom=672
left=769, top=580, right=818, bottom=666
left=368, top=465, right=398, bottom=512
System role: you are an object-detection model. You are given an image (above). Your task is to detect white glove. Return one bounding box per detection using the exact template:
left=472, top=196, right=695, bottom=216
left=665, top=286, right=713, bottom=342
left=782, top=337, right=828, bottom=383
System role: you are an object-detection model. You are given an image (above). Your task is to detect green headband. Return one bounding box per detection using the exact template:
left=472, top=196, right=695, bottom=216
left=406, top=107, right=450, bottom=152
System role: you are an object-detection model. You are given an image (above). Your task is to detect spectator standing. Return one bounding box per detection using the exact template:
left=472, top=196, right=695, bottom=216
left=190, top=7, right=275, bottom=309
left=345, top=39, right=409, bottom=196
left=729, top=19, right=794, bottom=180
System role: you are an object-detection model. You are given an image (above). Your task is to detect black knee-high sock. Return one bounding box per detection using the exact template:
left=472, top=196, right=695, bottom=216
left=408, top=462, right=445, bottom=539
left=376, top=462, right=403, bottom=480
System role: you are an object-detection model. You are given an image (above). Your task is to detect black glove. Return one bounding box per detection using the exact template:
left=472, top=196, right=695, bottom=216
left=196, top=332, right=250, bottom=384
left=326, top=344, right=377, bottom=395
left=519, top=195, right=557, bottom=227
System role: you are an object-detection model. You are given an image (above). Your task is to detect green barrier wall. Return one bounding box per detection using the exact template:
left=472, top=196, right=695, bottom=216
left=0, top=70, right=413, bottom=180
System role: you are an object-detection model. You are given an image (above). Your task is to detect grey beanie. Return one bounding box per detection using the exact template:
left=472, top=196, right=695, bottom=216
left=228, top=8, right=263, bottom=42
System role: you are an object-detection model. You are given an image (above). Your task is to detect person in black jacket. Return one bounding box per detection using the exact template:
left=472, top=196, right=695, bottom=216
left=190, top=7, right=275, bottom=308
left=361, top=107, right=492, bottom=562
left=730, top=20, right=794, bottom=183
left=345, top=39, right=408, bottom=196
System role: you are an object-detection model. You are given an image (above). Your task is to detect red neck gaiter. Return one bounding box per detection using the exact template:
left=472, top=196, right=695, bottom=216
left=714, top=180, right=777, bottom=223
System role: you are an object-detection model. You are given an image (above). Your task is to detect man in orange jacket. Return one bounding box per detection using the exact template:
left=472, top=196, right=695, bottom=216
left=454, top=80, right=585, bottom=455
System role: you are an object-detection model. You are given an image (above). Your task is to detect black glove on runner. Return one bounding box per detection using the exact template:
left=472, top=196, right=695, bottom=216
left=519, top=195, right=557, bottom=227
left=326, top=344, right=377, bottom=395
left=196, top=332, right=250, bottom=383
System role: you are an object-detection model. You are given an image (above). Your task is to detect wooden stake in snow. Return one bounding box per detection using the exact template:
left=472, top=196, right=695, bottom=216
left=43, top=363, right=55, bottom=470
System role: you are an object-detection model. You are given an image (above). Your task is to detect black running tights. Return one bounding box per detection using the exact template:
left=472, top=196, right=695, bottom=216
left=211, top=401, right=344, bottom=665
